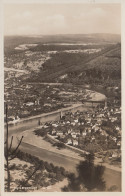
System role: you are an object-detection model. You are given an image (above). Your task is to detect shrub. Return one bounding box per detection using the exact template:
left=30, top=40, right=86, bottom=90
left=50, top=178, right=57, bottom=185
left=49, top=172, right=56, bottom=178
left=53, top=142, right=65, bottom=149
left=9, top=164, right=16, bottom=170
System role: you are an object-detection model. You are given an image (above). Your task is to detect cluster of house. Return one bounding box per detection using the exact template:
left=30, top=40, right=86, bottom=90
left=96, top=149, right=121, bottom=163
left=46, top=105, right=121, bottom=150
left=5, top=75, right=89, bottom=119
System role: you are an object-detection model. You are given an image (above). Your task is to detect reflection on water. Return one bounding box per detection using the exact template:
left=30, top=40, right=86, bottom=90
left=5, top=112, right=61, bottom=136
left=5, top=105, right=89, bottom=136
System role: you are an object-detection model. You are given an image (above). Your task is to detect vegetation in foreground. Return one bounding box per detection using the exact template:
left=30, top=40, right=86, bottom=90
left=5, top=150, right=68, bottom=192
left=62, top=153, right=119, bottom=192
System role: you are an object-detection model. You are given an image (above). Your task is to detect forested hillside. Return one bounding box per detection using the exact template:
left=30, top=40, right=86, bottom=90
left=27, top=43, right=121, bottom=88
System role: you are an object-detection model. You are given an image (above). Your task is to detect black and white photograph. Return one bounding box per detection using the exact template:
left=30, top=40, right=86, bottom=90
left=2, top=0, right=123, bottom=193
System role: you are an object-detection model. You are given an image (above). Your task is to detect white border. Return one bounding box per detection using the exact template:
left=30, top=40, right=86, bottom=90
left=0, top=0, right=124, bottom=196
left=2, top=0, right=122, bottom=4
left=0, top=1, right=4, bottom=196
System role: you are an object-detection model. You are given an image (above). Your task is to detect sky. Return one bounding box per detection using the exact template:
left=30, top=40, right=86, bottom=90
left=4, top=3, right=121, bottom=35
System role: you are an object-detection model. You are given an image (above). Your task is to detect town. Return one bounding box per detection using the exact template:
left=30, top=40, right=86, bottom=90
left=4, top=67, right=102, bottom=120
left=35, top=101, right=121, bottom=167
left=3, top=1, right=122, bottom=192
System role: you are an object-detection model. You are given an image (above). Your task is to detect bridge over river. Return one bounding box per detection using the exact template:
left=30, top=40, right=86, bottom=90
left=82, top=98, right=107, bottom=108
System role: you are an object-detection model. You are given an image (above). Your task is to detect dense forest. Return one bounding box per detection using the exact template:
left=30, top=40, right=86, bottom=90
left=27, top=43, right=121, bottom=88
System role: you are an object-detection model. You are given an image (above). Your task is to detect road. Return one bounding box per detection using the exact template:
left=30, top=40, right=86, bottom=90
left=19, top=142, right=121, bottom=191
left=20, top=142, right=79, bottom=173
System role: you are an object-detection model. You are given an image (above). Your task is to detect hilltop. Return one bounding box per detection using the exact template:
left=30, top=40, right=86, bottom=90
left=4, top=33, right=120, bottom=54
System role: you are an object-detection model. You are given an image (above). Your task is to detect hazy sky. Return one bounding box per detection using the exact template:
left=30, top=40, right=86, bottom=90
left=4, top=3, right=121, bottom=35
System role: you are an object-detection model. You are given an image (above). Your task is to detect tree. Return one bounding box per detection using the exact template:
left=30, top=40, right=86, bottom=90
left=62, top=173, right=83, bottom=192
left=5, top=104, right=42, bottom=192
left=62, top=153, right=106, bottom=192
left=5, top=104, right=23, bottom=191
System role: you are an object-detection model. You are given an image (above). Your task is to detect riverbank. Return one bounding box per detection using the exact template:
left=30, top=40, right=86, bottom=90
left=15, top=128, right=121, bottom=191
left=16, top=127, right=121, bottom=173
left=6, top=88, right=106, bottom=127
left=6, top=103, right=92, bottom=136
left=14, top=128, right=85, bottom=162
left=7, top=103, right=83, bottom=126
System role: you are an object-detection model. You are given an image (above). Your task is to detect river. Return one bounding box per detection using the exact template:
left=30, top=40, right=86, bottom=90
left=6, top=104, right=89, bottom=136
left=4, top=93, right=121, bottom=191
left=20, top=142, right=121, bottom=191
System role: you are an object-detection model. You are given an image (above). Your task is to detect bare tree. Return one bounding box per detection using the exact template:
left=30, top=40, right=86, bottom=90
left=5, top=104, right=23, bottom=191
left=5, top=104, right=44, bottom=192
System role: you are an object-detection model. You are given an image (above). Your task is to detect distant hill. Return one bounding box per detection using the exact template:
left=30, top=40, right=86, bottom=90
left=4, top=33, right=120, bottom=57
left=41, top=33, right=121, bottom=43
left=4, top=33, right=120, bottom=48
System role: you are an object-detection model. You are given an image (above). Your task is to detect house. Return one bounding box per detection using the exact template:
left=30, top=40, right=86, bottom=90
left=66, top=138, right=72, bottom=145
left=107, top=112, right=111, bottom=116
left=112, top=152, right=118, bottom=158
left=43, top=125, right=49, bottom=128
left=97, top=113, right=104, bottom=118
left=71, top=133, right=77, bottom=139
left=74, top=119, right=78, bottom=123
left=52, top=123, right=58, bottom=127
left=82, top=132, right=87, bottom=136
left=111, top=117, right=117, bottom=122
left=76, top=130, right=80, bottom=135
left=88, top=128, right=91, bottom=133
left=44, top=103, right=52, bottom=107
left=110, top=109, right=114, bottom=112
left=35, top=99, right=40, bottom=105
left=93, top=125, right=100, bottom=132
left=112, top=137, right=117, bottom=142
left=25, top=102, right=34, bottom=106
left=116, top=126, right=120, bottom=131
left=71, top=122, right=76, bottom=126
left=117, top=141, right=121, bottom=146
left=91, top=136, right=95, bottom=141
left=52, top=129, right=56, bottom=135
left=68, top=129, right=72, bottom=134
left=59, top=134, right=65, bottom=139
left=72, top=139, right=78, bottom=146
left=56, top=131, right=63, bottom=136
left=115, top=108, right=119, bottom=112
